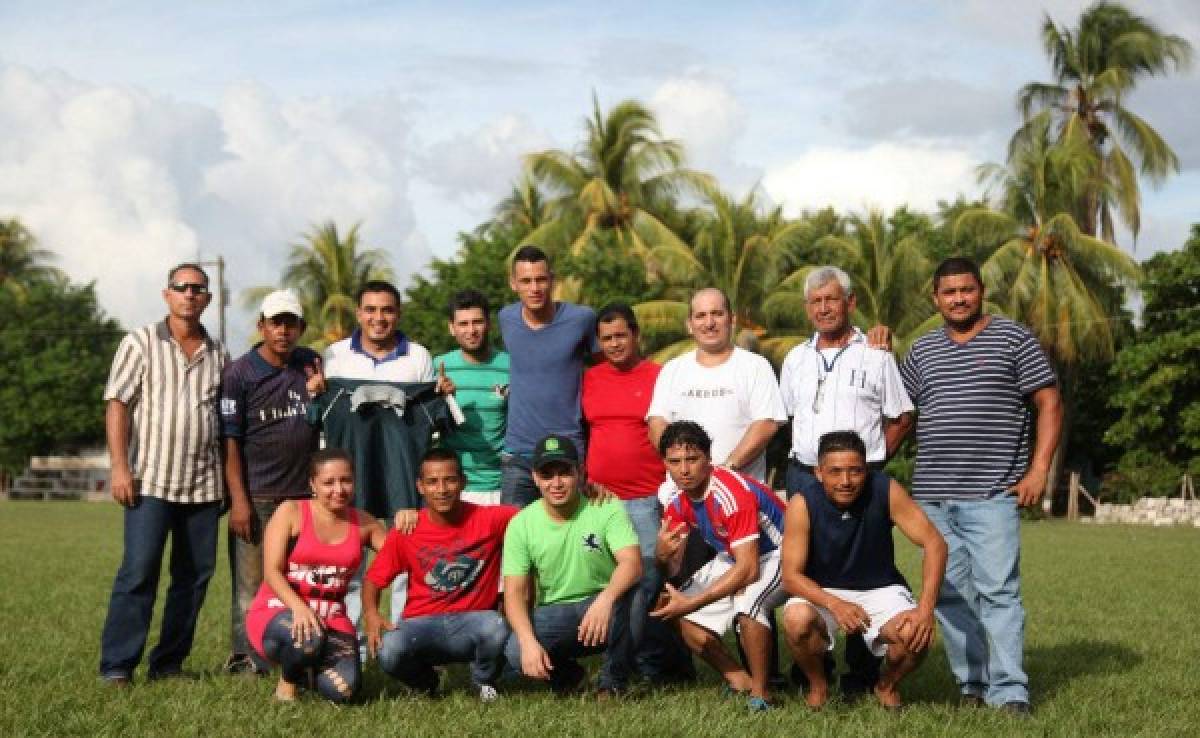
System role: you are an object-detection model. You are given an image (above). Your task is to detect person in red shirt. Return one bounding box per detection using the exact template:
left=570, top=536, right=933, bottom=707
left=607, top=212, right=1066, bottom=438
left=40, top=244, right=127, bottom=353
left=362, top=448, right=516, bottom=702
left=581, top=302, right=686, bottom=682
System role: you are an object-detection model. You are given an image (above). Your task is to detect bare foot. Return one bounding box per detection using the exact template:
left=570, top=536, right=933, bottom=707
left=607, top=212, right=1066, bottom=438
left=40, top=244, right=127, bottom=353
left=274, top=679, right=298, bottom=702
left=874, top=684, right=903, bottom=709
left=724, top=672, right=754, bottom=694
left=805, top=685, right=828, bottom=710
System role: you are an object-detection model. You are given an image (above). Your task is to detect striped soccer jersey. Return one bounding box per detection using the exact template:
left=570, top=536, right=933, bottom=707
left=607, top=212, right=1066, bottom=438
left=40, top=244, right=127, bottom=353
left=663, top=466, right=785, bottom=557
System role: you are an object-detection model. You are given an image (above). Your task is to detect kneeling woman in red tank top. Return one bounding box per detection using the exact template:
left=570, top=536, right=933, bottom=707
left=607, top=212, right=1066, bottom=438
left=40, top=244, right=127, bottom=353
left=245, top=448, right=387, bottom=702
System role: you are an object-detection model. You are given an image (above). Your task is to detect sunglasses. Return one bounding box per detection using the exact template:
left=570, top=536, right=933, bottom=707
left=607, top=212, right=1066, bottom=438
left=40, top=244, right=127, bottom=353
left=169, top=282, right=210, bottom=295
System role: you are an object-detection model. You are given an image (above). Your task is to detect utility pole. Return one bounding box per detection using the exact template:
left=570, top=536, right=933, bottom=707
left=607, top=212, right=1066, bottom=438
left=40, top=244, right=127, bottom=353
left=197, top=256, right=227, bottom=347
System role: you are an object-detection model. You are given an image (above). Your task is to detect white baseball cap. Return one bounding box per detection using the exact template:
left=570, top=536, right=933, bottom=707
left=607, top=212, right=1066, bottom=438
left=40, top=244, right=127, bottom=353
left=260, top=289, right=303, bottom=319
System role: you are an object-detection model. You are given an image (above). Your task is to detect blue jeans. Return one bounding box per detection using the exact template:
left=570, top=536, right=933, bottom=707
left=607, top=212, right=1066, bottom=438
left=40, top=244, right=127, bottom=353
left=379, top=610, right=510, bottom=688
left=622, top=496, right=665, bottom=676
left=504, top=592, right=633, bottom=692
left=229, top=497, right=288, bottom=665
left=99, top=497, right=220, bottom=678
left=919, top=495, right=1027, bottom=705
left=261, top=611, right=360, bottom=702
left=500, top=453, right=539, bottom=508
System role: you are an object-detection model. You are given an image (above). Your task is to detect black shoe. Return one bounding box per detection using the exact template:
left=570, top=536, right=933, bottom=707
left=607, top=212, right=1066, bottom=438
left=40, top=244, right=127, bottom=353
left=549, top=661, right=588, bottom=696
left=147, top=667, right=192, bottom=681
left=1000, top=701, right=1032, bottom=718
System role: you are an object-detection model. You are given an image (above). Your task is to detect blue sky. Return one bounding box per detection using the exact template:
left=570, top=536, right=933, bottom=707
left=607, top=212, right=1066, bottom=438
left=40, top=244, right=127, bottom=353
left=1, top=1, right=1196, bottom=344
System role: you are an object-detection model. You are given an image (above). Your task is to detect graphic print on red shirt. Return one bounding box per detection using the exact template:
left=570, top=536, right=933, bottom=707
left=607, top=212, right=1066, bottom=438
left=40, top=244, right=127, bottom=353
left=365, top=502, right=518, bottom=618
left=663, top=466, right=785, bottom=557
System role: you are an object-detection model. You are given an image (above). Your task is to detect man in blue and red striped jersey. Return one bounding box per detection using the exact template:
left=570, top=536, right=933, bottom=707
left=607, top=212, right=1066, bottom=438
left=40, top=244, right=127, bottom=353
left=650, top=421, right=787, bottom=712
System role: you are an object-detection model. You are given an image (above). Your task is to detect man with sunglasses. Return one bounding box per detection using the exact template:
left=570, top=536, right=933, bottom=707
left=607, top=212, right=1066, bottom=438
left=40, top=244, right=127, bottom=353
left=99, top=264, right=228, bottom=686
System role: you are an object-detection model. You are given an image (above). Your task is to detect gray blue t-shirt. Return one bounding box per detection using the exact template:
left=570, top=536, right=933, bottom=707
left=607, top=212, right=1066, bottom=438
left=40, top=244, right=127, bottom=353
left=498, top=301, right=597, bottom=456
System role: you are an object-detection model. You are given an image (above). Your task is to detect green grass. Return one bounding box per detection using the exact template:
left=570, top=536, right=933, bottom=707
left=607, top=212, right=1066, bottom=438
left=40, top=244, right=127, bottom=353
left=2, top=501, right=1198, bottom=737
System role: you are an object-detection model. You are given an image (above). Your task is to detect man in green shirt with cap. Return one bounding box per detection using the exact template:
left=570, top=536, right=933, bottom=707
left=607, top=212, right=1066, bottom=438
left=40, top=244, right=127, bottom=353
left=502, top=434, right=642, bottom=695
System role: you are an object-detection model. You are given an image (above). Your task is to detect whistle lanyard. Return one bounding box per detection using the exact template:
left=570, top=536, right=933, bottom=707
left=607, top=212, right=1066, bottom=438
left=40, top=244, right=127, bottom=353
left=812, top=343, right=852, bottom=414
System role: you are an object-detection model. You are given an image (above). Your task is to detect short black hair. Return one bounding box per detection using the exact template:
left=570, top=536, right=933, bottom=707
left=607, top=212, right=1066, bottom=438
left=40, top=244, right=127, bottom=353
left=309, top=448, right=353, bottom=478
left=932, top=257, right=983, bottom=292
left=596, top=302, right=639, bottom=335
left=167, top=262, right=209, bottom=287
left=817, top=431, right=867, bottom=461
left=512, top=244, right=550, bottom=273
left=356, top=280, right=401, bottom=306
left=419, top=447, right=464, bottom=478
left=658, top=421, right=712, bottom=458
left=447, top=289, right=491, bottom=320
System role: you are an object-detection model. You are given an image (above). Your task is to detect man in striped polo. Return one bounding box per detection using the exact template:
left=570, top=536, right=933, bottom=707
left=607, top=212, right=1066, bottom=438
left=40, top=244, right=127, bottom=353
left=778, top=265, right=914, bottom=697
left=899, top=257, right=1062, bottom=715
left=99, top=263, right=227, bottom=686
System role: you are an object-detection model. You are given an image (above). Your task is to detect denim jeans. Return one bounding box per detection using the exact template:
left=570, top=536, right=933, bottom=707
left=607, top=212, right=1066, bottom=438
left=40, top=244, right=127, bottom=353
left=229, top=497, right=289, bottom=664
left=919, top=494, right=1027, bottom=705
left=99, top=497, right=220, bottom=678
left=621, top=496, right=665, bottom=675
left=379, top=610, right=510, bottom=688
left=261, top=610, right=360, bottom=702
left=504, top=592, right=633, bottom=691
left=500, top=453, right=540, bottom=508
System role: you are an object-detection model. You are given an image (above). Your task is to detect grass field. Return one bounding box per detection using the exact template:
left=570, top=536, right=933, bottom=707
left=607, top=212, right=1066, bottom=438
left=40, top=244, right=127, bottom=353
left=2, top=501, right=1198, bottom=737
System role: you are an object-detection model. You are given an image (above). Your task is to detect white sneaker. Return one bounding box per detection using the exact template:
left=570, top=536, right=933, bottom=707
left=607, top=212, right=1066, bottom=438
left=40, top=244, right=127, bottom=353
left=479, top=685, right=500, bottom=703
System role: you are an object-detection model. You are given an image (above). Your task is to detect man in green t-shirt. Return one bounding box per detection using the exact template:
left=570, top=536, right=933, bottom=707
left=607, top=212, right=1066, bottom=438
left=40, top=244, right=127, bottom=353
left=436, top=290, right=509, bottom=504
left=502, top=434, right=642, bottom=695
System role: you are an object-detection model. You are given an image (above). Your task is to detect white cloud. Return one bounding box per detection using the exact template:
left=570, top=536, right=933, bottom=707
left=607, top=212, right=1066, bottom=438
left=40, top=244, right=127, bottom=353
left=762, top=142, right=982, bottom=215
left=419, top=113, right=551, bottom=203
left=651, top=76, right=760, bottom=192
left=0, top=64, right=428, bottom=348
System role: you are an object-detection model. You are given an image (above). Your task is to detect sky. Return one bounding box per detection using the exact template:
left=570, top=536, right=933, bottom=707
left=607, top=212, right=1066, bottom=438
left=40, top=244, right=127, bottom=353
left=1, top=0, right=1197, bottom=346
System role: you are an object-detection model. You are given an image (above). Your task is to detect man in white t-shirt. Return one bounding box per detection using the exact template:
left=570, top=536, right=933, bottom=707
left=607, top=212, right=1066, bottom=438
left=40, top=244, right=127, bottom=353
left=646, top=288, right=787, bottom=484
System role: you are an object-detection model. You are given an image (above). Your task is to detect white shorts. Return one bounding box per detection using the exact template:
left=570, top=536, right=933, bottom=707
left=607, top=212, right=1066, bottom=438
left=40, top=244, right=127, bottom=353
left=460, top=489, right=502, bottom=506
left=682, top=550, right=787, bottom=635
left=785, top=584, right=916, bottom=657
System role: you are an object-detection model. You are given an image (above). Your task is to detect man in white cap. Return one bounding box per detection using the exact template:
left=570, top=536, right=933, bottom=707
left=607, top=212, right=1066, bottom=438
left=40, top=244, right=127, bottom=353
left=219, top=289, right=323, bottom=673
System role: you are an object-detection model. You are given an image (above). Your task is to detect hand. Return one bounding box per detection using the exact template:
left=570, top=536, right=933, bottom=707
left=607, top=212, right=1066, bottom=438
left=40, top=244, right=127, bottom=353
left=304, top=357, right=326, bottom=396
left=110, top=465, right=137, bottom=507
left=1008, top=469, right=1049, bottom=507
left=892, top=606, right=936, bottom=653
left=393, top=508, right=419, bottom=534
left=866, top=324, right=893, bottom=351
left=362, top=609, right=394, bottom=659
left=583, top=482, right=616, bottom=505
left=289, top=604, right=323, bottom=643
left=578, top=594, right=614, bottom=647
left=828, top=597, right=870, bottom=635
left=648, top=583, right=696, bottom=621
left=435, top=362, right=455, bottom=395
left=228, top=497, right=254, bottom=542
left=518, top=638, right=554, bottom=680
left=656, top=518, right=688, bottom=562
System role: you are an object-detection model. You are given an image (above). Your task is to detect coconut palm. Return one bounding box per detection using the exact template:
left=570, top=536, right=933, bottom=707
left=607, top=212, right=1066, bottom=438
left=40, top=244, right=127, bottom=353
left=244, top=221, right=393, bottom=350
left=1014, top=1, right=1192, bottom=241
left=0, top=219, right=64, bottom=299
left=522, top=96, right=712, bottom=271
left=488, top=175, right=551, bottom=240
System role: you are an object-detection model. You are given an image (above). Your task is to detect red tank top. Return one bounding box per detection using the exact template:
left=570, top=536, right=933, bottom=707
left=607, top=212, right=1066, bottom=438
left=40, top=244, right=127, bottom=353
left=247, top=500, right=362, bottom=657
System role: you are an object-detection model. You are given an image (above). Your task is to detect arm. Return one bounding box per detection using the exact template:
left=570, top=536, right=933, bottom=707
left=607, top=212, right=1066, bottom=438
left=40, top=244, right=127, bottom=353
left=882, top=412, right=914, bottom=459
left=577, top=545, right=642, bottom=647
left=888, top=481, right=948, bottom=652
left=649, top=539, right=760, bottom=620
left=647, top=416, right=667, bottom=451
left=223, top=437, right=253, bottom=541
left=724, top=419, right=780, bottom=472
left=1008, top=385, right=1063, bottom=507
left=503, top=573, right=553, bottom=680
left=779, top=496, right=870, bottom=635
left=105, top=400, right=136, bottom=506
left=361, top=578, right=392, bottom=657
left=260, top=501, right=323, bottom=639
left=359, top=511, right=388, bottom=551
left=361, top=526, right=398, bottom=657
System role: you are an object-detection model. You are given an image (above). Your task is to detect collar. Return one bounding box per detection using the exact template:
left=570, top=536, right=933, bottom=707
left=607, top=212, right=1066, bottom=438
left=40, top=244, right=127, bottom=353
left=156, top=318, right=216, bottom=351
left=807, top=326, right=865, bottom=349
left=349, top=328, right=410, bottom=364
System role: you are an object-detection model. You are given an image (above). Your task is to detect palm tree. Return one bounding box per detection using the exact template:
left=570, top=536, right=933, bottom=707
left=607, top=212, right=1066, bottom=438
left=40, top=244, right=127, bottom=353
left=634, top=186, right=820, bottom=365
left=1014, top=1, right=1192, bottom=241
left=244, top=221, right=393, bottom=350
left=0, top=219, right=64, bottom=299
left=522, top=96, right=712, bottom=271
left=488, top=175, right=551, bottom=240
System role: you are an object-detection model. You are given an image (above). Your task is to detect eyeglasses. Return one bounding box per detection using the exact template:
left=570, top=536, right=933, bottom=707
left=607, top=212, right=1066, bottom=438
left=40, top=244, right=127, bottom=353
left=169, top=282, right=210, bottom=295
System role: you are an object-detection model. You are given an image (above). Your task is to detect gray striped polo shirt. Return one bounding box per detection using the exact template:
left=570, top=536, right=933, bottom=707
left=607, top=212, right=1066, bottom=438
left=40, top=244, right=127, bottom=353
left=104, top=320, right=227, bottom=503
left=900, top=316, right=1056, bottom=501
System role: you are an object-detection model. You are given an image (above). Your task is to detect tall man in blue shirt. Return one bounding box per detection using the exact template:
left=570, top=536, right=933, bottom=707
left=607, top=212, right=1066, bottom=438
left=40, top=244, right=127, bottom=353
left=498, top=246, right=598, bottom=507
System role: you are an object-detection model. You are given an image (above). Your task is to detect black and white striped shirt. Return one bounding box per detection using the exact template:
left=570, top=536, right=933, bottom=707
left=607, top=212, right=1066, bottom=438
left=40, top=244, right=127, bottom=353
left=900, top=317, right=1056, bottom=500
left=104, top=320, right=227, bottom=503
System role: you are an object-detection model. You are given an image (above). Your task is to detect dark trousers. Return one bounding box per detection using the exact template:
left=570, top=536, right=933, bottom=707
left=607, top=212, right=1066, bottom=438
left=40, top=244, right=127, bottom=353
left=261, top=610, right=360, bottom=702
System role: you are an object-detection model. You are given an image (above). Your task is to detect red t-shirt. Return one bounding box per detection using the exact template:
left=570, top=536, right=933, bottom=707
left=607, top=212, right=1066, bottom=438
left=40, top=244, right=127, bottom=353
left=581, top=359, right=663, bottom=500
left=365, top=502, right=518, bottom=618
